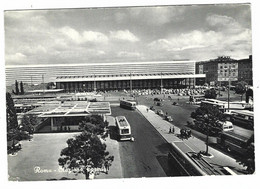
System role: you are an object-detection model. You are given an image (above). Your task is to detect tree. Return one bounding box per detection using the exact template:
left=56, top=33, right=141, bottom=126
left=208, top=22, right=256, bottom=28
left=79, top=115, right=109, bottom=139
left=58, top=131, right=114, bottom=179
left=15, top=80, right=19, bottom=95
left=204, top=88, right=217, bottom=99
left=21, top=114, right=37, bottom=134
left=235, top=81, right=247, bottom=94
left=190, top=105, right=225, bottom=136
left=20, top=81, right=24, bottom=95
left=46, top=82, right=55, bottom=89
left=6, top=92, right=22, bottom=154
left=6, top=92, right=18, bottom=141
left=246, top=88, right=253, bottom=103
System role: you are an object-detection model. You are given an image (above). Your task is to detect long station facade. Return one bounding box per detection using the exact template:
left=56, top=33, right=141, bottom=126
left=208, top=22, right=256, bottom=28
left=54, top=61, right=205, bottom=92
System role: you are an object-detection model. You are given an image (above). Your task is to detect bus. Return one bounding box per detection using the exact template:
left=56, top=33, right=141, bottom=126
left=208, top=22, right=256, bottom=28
left=189, top=95, right=205, bottom=105
left=115, top=116, right=132, bottom=141
left=168, top=141, right=226, bottom=176
left=120, top=99, right=137, bottom=110
left=230, top=110, right=254, bottom=129
left=200, top=99, right=226, bottom=111
left=217, top=131, right=253, bottom=155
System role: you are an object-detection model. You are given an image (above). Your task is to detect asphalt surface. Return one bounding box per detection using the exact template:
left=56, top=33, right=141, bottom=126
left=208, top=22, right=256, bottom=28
left=111, top=106, right=170, bottom=178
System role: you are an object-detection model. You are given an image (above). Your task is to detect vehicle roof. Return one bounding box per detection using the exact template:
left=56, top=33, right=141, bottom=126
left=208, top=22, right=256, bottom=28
left=231, top=110, right=254, bottom=116
left=116, top=116, right=130, bottom=127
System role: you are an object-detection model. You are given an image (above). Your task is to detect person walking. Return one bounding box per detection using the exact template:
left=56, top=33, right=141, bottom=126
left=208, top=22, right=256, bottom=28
left=172, top=126, right=175, bottom=134
left=104, top=160, right=109, bottom=174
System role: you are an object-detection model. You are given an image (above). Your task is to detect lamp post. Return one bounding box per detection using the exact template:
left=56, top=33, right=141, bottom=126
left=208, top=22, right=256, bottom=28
left=160, top=72, right=163, bottom=95
left=204, top=114, right=209, bottom=155
left=93, top=74, right=96, bottom=92
left=130, top=72, right=132, bottom=96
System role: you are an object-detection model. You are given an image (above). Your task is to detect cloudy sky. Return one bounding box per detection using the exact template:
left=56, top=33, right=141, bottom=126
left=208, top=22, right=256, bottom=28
left=4, top=4, right=252, bottom=66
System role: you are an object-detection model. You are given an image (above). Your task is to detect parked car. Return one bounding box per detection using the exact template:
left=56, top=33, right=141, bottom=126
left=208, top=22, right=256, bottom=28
left=156, top=109, right=164, bottom=116
left=156, top=102, right=163, bottom=106
left=165, top=116, right=173, bottom=122
left=180, top=128, right=192, bottom=138
left=154, top=97, right=162, bottom=102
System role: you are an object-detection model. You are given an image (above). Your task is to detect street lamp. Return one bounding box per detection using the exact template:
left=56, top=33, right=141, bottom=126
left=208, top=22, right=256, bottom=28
left=204, top=114, right=209, bottom=155
left=160, top=72, right=163, bottom=95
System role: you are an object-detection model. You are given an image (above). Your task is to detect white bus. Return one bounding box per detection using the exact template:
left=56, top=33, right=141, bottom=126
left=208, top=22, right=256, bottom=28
left=200, top=99, right=226, bottom=111
left=115, top=116, right=132, bottom=141
left=120, top=99, right=136, bottom=110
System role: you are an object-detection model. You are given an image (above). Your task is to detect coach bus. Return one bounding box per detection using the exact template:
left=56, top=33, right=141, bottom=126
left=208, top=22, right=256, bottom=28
left=217, top=131, right=253, bottom=155
left=189, top=95, right=205, bottom=105
left=230, top=110, right=254, bottom=129
left=120, top=99, right=137, bottom=110
left=200, top=99, right=226, bottom=112
left=115, top=116, right=132, bottom=141
left=168, top=141, right=226, bottom=176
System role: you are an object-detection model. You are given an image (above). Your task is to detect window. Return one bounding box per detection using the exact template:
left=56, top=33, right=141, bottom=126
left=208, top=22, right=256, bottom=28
left=121, top=129, right=129, bottom=134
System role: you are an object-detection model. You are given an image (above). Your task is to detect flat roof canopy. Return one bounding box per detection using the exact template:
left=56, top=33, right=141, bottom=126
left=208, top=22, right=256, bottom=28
left=55, top=73, right=206, bottom=82
left=38, top=101, right=111, bottom=118
left=26, top=89, right=64, bottom=93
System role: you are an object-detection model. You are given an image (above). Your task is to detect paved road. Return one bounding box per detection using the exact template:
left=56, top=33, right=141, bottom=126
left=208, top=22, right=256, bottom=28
left=111, top=107, right=170, bottom=178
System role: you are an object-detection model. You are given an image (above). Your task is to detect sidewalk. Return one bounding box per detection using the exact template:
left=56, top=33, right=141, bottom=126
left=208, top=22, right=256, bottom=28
left=95, top=116, right=123, bottom=179
left=136, top=105, right=246, bottom=174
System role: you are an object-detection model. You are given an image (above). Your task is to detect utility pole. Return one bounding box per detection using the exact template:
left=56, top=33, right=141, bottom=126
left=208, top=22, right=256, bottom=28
left=94, top=74, right=96, bottom=92
left=160, top=72, right=163, bottom=94
left=42, top=74, right=45, bottom=95
left=130, top=72, right=132, bottom=95
left=227, top=67, right=231, bottom=111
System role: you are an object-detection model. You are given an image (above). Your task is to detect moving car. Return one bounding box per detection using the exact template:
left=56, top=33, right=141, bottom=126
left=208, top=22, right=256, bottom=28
left=156, top=109, right=164, bottom=116
left=165, top=115, right=173, bottom=122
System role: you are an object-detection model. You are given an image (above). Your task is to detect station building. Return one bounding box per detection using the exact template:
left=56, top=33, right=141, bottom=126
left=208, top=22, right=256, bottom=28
left=53, top=61, right=205, bottom=92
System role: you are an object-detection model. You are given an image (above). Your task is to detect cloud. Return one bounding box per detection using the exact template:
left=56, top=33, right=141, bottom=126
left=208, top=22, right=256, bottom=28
left=117, top=51, right=142, bottom=58
left=129, top=6, right=185, bottom=25
left=206, top=14, right=244, bottom=34
left=5, top=53, right=27, bottom=64
left=110, top=30, right=139, bottom=42
left=147, top=27, right=251, bottom=60
left=148, top=30, right=221, bottom=52
left=60, top=26, right=108, bottom=44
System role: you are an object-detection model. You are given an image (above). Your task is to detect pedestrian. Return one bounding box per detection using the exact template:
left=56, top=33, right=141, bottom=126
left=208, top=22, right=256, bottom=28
left=172, top=126, right=175, bottom=134
left=165, top=112, right=168, bottom=116
left=147, top=108, right=149, bottom=112
left=169, top=127, right=171, bottom=133
left=104, top=161, right=109, bottom=174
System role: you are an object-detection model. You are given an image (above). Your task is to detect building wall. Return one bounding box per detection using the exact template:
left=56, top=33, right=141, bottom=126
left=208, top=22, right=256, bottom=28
left=57, top=78, right=195, bottom=92
left=238, top=55, right=253, bottom=85
left=5, top=61, right=195, bottom=86
left=196, top=56, right=241, bottom=86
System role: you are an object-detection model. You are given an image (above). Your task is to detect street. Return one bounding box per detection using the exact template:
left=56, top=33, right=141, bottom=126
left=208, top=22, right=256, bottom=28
left=111, top=106, right=170, bottom=178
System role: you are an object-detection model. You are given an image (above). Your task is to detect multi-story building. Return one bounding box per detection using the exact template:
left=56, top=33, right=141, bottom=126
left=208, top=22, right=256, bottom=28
left=196, top=56, right=253, bottom=86
left=237, top=55, right=253, bottom=85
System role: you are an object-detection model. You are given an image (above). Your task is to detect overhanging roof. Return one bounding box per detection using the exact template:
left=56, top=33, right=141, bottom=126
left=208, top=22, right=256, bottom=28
left=38, top=101, right=111, bottom=118
left=55, top=73, right=206, bottom=82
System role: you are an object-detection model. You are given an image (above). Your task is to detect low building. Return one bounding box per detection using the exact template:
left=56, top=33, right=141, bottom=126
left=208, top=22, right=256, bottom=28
left=37, top=101, right=111, bottom=131
left=53, top=61, right=205, bottom=92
